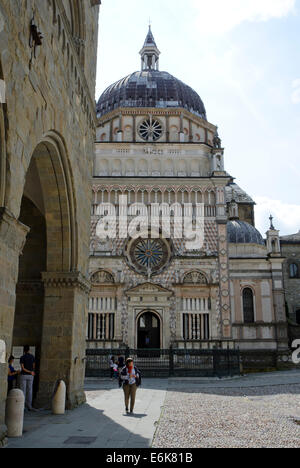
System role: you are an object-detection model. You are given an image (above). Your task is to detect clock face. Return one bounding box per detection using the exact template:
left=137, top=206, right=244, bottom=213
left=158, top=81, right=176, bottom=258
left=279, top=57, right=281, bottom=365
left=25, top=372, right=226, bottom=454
left=139, top=118, right=162, bottom=142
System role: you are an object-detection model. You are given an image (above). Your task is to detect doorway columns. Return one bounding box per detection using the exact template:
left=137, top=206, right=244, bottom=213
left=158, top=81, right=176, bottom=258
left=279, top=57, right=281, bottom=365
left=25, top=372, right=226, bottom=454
left=125, top=282, right=174, bottom=349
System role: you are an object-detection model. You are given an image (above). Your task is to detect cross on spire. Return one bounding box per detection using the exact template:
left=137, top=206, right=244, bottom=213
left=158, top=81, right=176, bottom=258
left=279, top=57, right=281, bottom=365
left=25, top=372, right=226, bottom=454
left=269, top=214, right=275, bottom=230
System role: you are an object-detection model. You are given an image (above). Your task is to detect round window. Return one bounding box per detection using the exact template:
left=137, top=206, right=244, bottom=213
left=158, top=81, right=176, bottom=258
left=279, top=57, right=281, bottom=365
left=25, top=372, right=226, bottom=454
left=125, top=237, right=172, bottom=277
left=139, top=119, right=162, bottom=142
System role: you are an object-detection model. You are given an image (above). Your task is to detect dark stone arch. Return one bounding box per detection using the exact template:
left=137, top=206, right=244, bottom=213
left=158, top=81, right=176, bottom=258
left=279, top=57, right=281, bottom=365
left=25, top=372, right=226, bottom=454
left=11, top=132, right=85, bottom=409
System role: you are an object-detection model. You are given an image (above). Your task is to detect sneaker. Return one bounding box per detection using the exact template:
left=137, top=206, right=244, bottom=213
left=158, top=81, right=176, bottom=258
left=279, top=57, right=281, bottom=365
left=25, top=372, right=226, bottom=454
left=126, top=408, right=129, bottom=413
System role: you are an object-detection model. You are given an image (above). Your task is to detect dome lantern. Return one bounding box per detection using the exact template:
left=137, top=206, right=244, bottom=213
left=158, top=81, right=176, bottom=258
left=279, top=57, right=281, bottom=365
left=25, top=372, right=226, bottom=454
left=139, top=25, right=161, bottom=71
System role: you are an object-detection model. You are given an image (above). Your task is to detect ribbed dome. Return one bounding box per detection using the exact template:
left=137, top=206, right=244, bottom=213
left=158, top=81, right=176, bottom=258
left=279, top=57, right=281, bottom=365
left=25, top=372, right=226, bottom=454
left=227, top=221, right=265, bottom=246
left=96, top=70, right=207, bottom=120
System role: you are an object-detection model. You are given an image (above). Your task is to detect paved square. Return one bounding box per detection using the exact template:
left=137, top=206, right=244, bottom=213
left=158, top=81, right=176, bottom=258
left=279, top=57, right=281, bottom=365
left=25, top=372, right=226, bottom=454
left=153, top=371, right=300, bottom=448
left=6, top=370, right=300, bottom=449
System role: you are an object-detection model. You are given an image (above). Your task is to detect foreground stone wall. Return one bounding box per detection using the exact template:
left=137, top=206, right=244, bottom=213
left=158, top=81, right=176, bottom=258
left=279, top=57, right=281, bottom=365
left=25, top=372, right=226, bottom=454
left=0, top=0, right=100, bottom=443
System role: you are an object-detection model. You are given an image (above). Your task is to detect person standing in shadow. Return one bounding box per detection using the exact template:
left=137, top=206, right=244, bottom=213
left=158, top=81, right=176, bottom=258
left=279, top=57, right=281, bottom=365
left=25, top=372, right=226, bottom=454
left=119, top=358, right=142, bottom=415
left=20, top=345, right=36, bottom=411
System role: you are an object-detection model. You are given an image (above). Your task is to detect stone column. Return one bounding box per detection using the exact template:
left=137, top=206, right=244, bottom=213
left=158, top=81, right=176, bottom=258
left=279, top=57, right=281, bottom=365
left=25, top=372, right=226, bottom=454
left=166, top=115, right=170, bottom=143
left=0, top=208, right=29, bottom=444
left=36, top=272, right=91, bottom=410
left=133, top=115, right=136, bottom=143
left=189, top=120, right=193, bottom=142
left=115, top=286, right=124, bottom=343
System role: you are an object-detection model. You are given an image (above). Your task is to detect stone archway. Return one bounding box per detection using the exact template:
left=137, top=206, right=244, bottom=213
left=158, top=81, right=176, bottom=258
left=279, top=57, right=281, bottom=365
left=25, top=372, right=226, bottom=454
left=11, top=134, right=89, bottom=409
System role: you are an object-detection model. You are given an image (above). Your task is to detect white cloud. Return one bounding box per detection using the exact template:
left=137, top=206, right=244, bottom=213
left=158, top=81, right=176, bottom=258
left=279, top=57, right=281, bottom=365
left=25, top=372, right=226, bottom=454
left=254, top=196, right=300, bottom=236
left=192, top=0, right=296, bottom=34
left=292, top=79, right=300, bottom=104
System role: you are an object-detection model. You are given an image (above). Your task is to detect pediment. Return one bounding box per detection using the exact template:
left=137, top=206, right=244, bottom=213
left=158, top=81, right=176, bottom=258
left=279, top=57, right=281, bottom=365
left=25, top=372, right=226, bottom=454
left=126, top=282, right=173, bottom=296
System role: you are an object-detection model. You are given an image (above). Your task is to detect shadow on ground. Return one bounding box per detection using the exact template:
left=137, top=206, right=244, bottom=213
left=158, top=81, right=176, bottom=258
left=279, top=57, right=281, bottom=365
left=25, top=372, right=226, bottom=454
left=7, top=403, right=150, bottom=449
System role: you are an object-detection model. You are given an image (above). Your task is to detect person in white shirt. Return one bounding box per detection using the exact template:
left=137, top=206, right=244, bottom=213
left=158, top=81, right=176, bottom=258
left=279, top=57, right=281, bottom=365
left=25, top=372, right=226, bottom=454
left=119, top=358, right=141, bottom=414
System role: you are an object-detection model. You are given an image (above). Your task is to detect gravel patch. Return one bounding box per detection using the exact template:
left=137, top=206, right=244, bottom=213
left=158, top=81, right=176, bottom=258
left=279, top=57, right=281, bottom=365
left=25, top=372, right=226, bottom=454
left=153, top=384, right=300, bottom=448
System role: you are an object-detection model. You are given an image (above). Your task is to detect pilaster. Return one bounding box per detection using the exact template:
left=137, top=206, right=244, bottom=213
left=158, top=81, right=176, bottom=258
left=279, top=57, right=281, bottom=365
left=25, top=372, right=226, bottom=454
left=215, top=187, right=232, bottom=340
left=0, top=208, right=29, bottom=444
left=35, top=272, right=91, bottom=409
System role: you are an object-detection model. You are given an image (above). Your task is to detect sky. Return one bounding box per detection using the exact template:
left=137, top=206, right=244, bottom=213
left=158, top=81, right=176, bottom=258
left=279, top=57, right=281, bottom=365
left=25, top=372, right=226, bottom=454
left=96, top=0, right=300, bottom=236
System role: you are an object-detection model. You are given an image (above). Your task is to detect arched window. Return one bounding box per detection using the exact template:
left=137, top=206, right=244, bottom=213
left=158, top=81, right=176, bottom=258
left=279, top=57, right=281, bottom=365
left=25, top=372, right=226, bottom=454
left=289, top=263, right=299, bottom=279
left=243, top=288, right=255, bottom=324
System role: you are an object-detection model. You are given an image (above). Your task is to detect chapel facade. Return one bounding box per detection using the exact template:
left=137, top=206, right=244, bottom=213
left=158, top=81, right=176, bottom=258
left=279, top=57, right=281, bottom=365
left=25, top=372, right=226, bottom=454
left=88, top=28, right=289, bottom=355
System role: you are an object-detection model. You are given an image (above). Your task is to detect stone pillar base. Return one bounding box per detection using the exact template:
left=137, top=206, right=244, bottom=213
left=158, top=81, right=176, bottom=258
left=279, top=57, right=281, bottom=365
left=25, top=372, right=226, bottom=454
left=66, top=389, right=86, bottom=410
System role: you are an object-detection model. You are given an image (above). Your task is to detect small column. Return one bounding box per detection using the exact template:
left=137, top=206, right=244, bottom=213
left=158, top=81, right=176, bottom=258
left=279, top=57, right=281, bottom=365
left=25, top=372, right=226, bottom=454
left=166, top=115, right=170, bottom=143
left=117, top=113, right=123, bottom=142
left=179, top=113, right=185, bottom=142
left=109, top=120, right=113, bottom=142
left=133, top=115, right=136, bottom=142
left=189, top=120, right=193, bottom=142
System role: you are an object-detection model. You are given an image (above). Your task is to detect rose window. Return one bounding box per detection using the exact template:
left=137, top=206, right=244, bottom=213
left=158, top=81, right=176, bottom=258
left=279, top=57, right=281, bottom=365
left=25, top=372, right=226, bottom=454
left=139, top=119, right=162, bottom=141
left=125, top=237, right=172, bottom=276
left=134, top=239, right=164, bottom=269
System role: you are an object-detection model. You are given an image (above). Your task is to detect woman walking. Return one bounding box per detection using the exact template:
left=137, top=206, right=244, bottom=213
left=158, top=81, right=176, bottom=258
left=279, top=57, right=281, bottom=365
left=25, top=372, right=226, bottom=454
left=119, top=358, right=141, bottom=414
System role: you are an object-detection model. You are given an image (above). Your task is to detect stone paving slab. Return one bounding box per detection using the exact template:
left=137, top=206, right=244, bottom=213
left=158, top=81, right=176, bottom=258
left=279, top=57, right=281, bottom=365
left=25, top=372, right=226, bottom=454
left=6, top=379, right=168, bottom=449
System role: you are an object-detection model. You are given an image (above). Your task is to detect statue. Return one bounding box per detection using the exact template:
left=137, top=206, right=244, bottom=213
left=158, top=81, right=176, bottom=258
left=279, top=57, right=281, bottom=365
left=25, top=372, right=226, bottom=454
left=213, top=127, right=222, bottom=149
left=269, top=214, right=275, bottom=230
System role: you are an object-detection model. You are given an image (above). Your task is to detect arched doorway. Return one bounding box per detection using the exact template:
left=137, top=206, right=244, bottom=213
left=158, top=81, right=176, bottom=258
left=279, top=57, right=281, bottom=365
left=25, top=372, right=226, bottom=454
left=137, top=311, right=161, bottom=349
